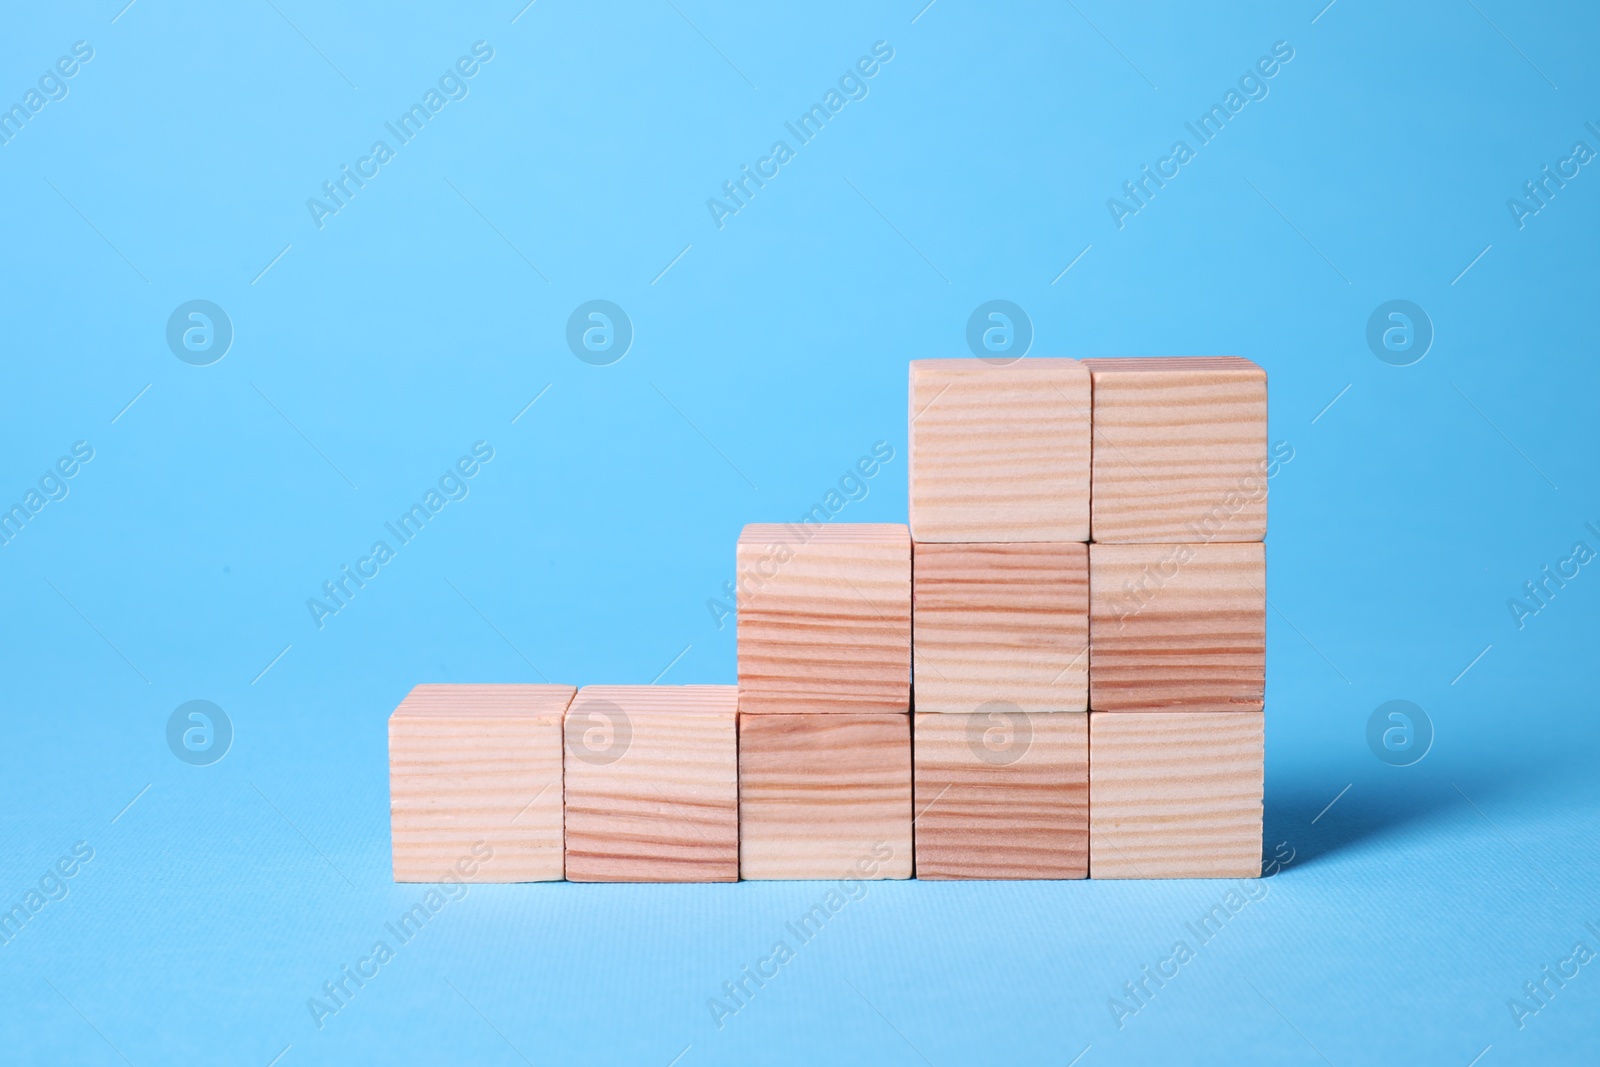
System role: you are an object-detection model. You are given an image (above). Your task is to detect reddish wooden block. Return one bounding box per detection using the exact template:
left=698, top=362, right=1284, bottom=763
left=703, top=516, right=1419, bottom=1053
left=738, top=713, right=913, bottom=880
left=1089, top=712, right=1263, bottom=879
left=389, top=684, right=574, bottom=883
left=913, top=711, right=1087, bottom=879
left=912, top=541, right=1088, bottom=713
left=1089, top=541, right=1265, bottom=713
left=563, top=685, right=739, bottom=883
left=1082, top=356, right=1268, bottom=544
left=908, top=358, right=1092, bottom=542
left=737, top=523, right=910, bottom=715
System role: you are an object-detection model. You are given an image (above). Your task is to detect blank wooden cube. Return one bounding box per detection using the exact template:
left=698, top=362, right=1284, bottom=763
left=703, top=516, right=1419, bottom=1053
left=1090, top=541, right=1265, bottom=713
left=389, top=684, right=574, bottom=883
left=737, top=523, right=910, bottom=715
left=738, top=714, right=912, bottom=880
left=908, top=358, right=1091, bottom=542
left=1083, top=356, right=1267, bottom=544
left=563, top=685, right=738, bottom=883
left=913, top=542, right=1088, bottom=714
left=913, top=711, right=1087, bottom=879
left=1089, top=712, right=1263, bottom=878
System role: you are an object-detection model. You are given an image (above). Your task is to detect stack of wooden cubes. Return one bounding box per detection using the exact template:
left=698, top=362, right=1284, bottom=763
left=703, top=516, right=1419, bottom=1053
left=388, top=356, right=1266, bottom=883
left=1078, top=357, right=1267, bottom=879
left=905, top=358, right=1094, bottom=880
left=735, top=522, right=914, bottom=879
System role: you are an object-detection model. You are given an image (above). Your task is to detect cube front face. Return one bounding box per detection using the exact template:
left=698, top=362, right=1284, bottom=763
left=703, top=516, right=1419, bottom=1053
left=736, top=524, right=911, bottom=715
left=908, top=358, right=1091, bottom=543
left=389, top=684, right=574, bottom=883
left=1089, top=541, right=1265, bottom=713
left=1083, top=357, right=1267, bottom=545
left=912, top=542, right=1088, bottom=714
left=913, top=712, right=1088, bottom=879
left=738, top=714, right=913, bottom=880
left=563, top=685, right=739, bottom=883
left=1089, top=712, right=1263, bottom=879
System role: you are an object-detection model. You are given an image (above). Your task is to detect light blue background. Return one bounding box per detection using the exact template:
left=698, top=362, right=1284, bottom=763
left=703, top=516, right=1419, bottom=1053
left=2, top=1, right=1597, bottom=1063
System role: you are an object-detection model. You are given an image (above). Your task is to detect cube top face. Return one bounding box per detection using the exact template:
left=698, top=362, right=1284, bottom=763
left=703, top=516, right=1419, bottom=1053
left=389, top=685, right=568, bottom=883
left=569, top=684, right=738, bottom=717
left=1089, top=541, right=1265, bottom=713
left=738, top=713, right=913, bottom=880
left=912, top=711, right=1088, bottom=880
left=1081, top=356, right=1258, bottom=375
left=1082, top=355, right=1267, bottom=544
left=391, top=683, right=577, bottom=722
left=740, top=523, right=908, bottom=547
left=912, top=541, right=1089, bottom=714
left=1089, top=711, right=1263, bottom=879
left=908, top=358, right=1091, bottom=543
left=564, top=686, right=738, bottom=883
left=737, top=524, right=911, bottom=715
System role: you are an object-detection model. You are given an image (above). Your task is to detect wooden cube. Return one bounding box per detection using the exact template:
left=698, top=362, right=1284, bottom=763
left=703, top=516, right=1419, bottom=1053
left=738, top=714, right=912, bottom=880
left=737, top=523, right=910, bottom=715
left=912, top=542, right=1088, bottom=714
left=389, top=684, right=574, bottom=883
left=563, top=685, right=739, bottom=882
left=908, top=358, right=1091, bottom=542
left=1089, top=712, right=1263, bottom=878
left=1089, top=541, right=1265, bottom=713
left=913, top=711, right=1087, bottom=879
left=1083, top=356, right=1267, bottom=544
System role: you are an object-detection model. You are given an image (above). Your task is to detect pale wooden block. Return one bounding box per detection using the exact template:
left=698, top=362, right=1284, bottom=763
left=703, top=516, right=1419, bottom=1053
left=563, top=685, right=739, bottom=883
left=913, top=711, right=1087, bottom=879
left=912, top=542, right=1088, bottom=713
left=1089, top=712, right=1263, bottom=879
left=908, top=358, right=1091, bottom=542
left=389, top=684, right=574, bottom=883
left=737, top=523, right=910, bottom=715
left=1090, top=541, right=1265, bottom=713
left=738, top=714, right=912, bottom=880
left=1083, top=356, right=1267, bottom=544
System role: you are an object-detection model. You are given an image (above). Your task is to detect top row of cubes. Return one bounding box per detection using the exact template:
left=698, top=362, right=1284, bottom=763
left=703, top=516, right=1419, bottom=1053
left=908, top=356, right=1267, bottom=544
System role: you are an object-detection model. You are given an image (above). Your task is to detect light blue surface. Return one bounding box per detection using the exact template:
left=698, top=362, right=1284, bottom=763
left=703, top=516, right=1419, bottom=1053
left=2, top=1, right=1598, bottom=1064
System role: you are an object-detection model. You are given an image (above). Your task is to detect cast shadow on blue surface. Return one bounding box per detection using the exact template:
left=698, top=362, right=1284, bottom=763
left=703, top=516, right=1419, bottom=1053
left=1263, top=751, right=1583, bottom=874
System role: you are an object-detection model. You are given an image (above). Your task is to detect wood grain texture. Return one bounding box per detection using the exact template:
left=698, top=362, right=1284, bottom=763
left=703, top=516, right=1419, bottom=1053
left=912, top=541, right=1088, bottom=714
left=738, top=713, right=913, bottom=880
left=1089, top=712, right=1263, bottom=879
left=913, top=712, right=1087, bottom=879
left=1083, top=356, right=1267, bottom=544
left=389, top=684, right=575, bottom=883
left=908, top=358, right=1091, bottom=542
left=737, top=523, right=910, bottom=715
left=563, top=685, right=739, bottom=883
left=1090, top=541, right=1265, bottom=713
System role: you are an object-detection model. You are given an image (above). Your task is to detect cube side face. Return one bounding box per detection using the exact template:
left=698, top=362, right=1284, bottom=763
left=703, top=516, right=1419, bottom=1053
left=1086, top=360, right=1267, bottom=544
left=389, top=713, right=565, bottom=882
left=737, top=530, right=911, bottom=714
left=1089, top=541, right=1265, bottom=713
left=737, top=714, right=913, bottom=879
left=913, top=712, right=1087, bottom=879
left=908, top=359, right=1091, bottom=542
left=1089, top=712, right=1263, bottom=879
left=912, top=542, right=1088, bottom=713
left=564, top=709, right=738, bottom=883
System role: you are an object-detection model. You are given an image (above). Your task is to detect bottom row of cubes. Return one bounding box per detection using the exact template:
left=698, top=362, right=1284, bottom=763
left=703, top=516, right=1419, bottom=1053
left=389, top=684, right=1264, bottom=883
